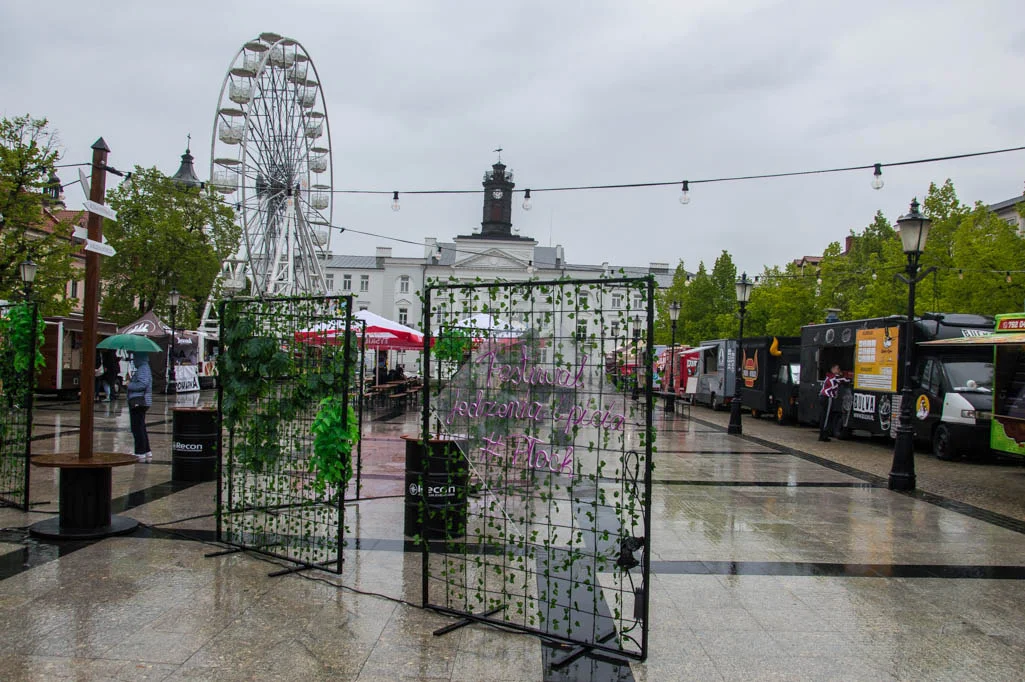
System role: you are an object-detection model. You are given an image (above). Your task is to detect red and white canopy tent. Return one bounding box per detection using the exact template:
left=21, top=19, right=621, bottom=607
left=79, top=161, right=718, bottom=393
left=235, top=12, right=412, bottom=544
left=296, top=310, right=426, bottom=351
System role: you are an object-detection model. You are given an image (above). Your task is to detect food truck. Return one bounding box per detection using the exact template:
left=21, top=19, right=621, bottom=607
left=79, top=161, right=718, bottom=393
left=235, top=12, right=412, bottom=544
left=738, top=336, right=801, bottom=421
left=693, top=339, right=736, bottom=409
left=921, top=313, right=1025, bottom=458
left=798, top=313, right=993, bottom=458
left=36, top=315, right=119, bottom=398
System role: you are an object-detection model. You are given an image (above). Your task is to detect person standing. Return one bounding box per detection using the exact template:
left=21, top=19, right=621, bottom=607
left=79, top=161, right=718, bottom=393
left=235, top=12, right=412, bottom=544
left=818, top=363, right=850, bottom=442
left=100, top=349, right=118, bottom=402
left=126, top=352, right=153, bottom=461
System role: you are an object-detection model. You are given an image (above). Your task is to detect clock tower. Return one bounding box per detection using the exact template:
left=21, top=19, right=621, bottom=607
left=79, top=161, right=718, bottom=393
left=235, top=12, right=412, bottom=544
left=479, top=161, right=515, bottom=238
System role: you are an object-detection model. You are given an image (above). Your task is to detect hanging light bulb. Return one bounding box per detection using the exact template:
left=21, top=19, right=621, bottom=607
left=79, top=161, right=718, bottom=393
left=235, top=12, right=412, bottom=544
left=958, top=269, right=964, bottom=280
left=1007, top=272, right=1013, bottom=283
left=872, top=272, right=878, bottom=280
left=679, top=180, right=690, bottom=205
left=816, top=277, right=823, bottom=285
left=522, top=189, right=532, bottom=211
left=391, top=191, right=400, bottom=212
left=871, top=163, right=884, bottom=190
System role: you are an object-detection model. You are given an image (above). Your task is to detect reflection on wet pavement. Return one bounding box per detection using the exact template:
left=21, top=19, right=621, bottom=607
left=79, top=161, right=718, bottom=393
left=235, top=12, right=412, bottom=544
left=0, top=391, right=1023, bottom=680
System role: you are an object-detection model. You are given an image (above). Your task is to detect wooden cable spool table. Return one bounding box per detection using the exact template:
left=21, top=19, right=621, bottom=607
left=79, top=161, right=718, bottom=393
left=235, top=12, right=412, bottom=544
left=29, top=452, right=140, bottom=539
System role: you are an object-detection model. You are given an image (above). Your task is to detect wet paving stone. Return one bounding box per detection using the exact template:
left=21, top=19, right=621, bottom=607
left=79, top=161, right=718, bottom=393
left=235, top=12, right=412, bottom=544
left=0, top=392, right=1023, bottom=679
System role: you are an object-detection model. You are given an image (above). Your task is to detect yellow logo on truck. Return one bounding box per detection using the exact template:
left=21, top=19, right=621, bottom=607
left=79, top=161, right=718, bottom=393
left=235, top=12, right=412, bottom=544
left=915, top=394, right=930, bottom=420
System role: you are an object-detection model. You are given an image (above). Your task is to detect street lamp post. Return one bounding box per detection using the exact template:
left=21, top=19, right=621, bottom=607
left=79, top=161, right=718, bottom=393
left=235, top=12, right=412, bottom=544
left=727, top=272, right=753, bottom=435
left=167, top=288, right=180, bottom=394
left=889, top=199, right=934, bottom=491
left=664, top=301, right=680, bottom=413
left=610, top=320, right=620, bottom=388
left=631, top=314, right=642, bottom=400
left=20, top=260, right=38, bottom=489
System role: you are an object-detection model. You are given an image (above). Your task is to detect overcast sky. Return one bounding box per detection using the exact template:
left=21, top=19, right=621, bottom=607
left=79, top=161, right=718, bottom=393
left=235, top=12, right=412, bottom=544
left=4, top=1, right=1024, bottom=275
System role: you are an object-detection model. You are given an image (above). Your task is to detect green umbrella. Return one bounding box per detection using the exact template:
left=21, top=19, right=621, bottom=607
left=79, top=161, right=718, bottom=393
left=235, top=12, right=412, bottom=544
left=97, top=334, right=162, bottom=353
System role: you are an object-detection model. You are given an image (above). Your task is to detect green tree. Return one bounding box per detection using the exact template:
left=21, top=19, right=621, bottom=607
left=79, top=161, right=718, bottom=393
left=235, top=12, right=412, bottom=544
left=653, top=261, right=689, bottom=344
left=101, top=166, right=239, bottom=326
left=0, top=115, right=77, bottom=313
left=744, top=263, right=820, bottom=335
left=708, top=250, right=738, bottom=338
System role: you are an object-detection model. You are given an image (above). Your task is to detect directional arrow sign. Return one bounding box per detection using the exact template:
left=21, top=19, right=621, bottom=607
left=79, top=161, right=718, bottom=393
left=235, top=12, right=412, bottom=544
left=78, top=169, right=91, bottom=198
left=72, top=226, right=110, bottom=243
left=84, top=240, right=116, bottom=257
left=83, top=200, right=117, bottom=221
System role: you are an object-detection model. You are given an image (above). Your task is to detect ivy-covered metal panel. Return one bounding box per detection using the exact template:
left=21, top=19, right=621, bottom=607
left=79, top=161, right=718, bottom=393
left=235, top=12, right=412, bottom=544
left=421, top=277, right=655, bottom=661
left=0, top=302, right=41, bottom=511
left=217, top=295, right=358, bottom=572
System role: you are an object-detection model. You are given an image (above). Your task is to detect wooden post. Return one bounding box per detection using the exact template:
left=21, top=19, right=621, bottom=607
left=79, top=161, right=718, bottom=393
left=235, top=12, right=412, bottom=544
left=79, top=138, right=110, bottom=461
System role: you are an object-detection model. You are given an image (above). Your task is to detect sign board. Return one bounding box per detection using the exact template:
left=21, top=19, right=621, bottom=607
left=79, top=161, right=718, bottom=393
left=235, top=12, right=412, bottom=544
left=78, top=169, right=91, bottom=198
left=84, top=240, right=116, bottom=257
left=173, top=364, right=200, bottom=393
left=72, top=226, right=109, bottom=244
left=997, top=315, right=1025, bottom=332
left=853, top=326, right=899, bottom=392
left=83, top=199, right=117, bottom=221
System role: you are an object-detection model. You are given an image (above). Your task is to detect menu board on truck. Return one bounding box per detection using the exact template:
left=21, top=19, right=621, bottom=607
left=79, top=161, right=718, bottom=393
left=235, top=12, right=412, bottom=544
left=853, top=327, right=899, bottom=392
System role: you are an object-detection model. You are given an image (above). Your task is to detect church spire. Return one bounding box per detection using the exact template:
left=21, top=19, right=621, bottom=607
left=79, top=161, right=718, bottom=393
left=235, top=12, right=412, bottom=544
left=171, top=134, right=203, bottom=189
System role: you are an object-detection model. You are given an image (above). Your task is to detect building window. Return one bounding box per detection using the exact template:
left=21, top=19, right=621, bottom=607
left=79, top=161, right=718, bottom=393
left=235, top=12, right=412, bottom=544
left=360, top=275, right=369, bottom=292
left=578, top=292, right=589, bottom=309
left=611, top=293, right=622, bottom=309
left=359, top=304, right=368, bottom=311
left=633, top=295, right=643, bottom=310
left=70, top=280, right=79, bottom=298
left=398, top=307, right=408, bottom=325
left=342, top=274, right=352, bottom=291
left=325, top=274, right=334, bottom=291
left=400, top=275, right=410, bottom=294
left=575, top=319, right=588, bottom=341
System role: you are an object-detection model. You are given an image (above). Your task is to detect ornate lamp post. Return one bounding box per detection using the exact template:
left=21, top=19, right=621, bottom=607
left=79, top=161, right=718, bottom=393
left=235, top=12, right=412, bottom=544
left=610, top=320, right=620, bottom=388
left=167, top=288, right=180, bottom=394
left=19, top=259, right=37, bottom=301
left=664, top=301, right=680, bottom=413
left=889, top=199, right=933, bottom=491
left=631, top=314, right=643, bottom=400
left=727, top=272, right=753, bottom=435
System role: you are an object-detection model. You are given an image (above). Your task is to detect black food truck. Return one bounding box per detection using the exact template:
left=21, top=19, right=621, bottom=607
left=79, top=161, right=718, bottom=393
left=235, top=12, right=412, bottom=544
left=738, top=336, right=801, bottom=422
left=797, top=314, right=994, bottom=458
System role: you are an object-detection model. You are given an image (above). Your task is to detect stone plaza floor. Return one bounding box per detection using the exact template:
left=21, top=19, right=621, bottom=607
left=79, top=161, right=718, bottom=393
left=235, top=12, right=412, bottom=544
left=1, top=391, right=1025, bottom=680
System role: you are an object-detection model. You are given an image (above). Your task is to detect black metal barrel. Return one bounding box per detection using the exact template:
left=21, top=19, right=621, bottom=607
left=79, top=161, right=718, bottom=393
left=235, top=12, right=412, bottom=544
left=402, top=435, right=468, bottom=539
left=171, top=407, right=218, bottom=482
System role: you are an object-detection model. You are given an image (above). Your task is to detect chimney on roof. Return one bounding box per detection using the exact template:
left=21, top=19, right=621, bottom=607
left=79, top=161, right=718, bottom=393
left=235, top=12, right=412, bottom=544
left=375, top=247, right=392, bottom=259
left=844, top=235, right=854, bottom=254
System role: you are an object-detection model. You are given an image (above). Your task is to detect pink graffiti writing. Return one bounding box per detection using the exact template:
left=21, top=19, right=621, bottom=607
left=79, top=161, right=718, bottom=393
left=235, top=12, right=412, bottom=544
left=480, top=433, right=574, bottom=477
left=445, top=390, right=548, bottom=426
left=476, top=347, right=589, bottom=390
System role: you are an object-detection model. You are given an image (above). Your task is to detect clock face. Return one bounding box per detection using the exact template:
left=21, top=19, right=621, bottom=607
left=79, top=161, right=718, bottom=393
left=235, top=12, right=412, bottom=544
left=492, top=189, right=503, bottom=199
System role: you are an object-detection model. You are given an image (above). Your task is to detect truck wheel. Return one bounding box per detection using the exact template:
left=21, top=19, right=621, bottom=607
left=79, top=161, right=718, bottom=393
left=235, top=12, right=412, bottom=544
left=933, top=424, right=958, bottom=461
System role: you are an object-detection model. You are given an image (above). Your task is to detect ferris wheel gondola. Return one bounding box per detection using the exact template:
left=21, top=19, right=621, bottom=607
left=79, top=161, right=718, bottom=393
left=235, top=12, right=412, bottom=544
left=208, top=33, right=334, bottom=299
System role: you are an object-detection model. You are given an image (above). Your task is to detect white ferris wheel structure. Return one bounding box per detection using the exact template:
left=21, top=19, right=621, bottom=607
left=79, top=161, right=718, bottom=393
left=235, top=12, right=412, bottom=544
left=200, top=32, right=334, bottom=335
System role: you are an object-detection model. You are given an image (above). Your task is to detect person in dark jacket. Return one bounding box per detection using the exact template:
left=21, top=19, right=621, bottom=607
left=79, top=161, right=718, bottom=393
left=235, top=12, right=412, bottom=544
left=818, top=364, right=851, bottom=442
left=125, top=352, right=153, bottom=461
left=98, top=350, right=118, bottom=402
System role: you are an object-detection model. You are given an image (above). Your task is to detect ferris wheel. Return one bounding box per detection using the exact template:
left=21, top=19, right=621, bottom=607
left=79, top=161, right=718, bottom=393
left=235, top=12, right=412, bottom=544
left=208, top=32, right=333, bottom=299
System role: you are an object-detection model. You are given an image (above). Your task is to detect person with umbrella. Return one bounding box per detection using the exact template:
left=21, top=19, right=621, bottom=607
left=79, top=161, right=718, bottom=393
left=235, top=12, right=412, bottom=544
left=99, top=334, right=161, bottom=462
left=125, top=352, right=153, bottom=461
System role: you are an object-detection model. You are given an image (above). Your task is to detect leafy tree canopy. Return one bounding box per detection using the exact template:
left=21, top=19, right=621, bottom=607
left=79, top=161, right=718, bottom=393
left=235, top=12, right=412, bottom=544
left=0, top=115, right=77, bottom=314
left=101, top=166, right=239, bottom=327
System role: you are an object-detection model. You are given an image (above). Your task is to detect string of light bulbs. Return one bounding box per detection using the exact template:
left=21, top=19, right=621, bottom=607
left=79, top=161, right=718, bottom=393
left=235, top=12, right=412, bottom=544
left=337, top=143, right=1025, bottom=211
